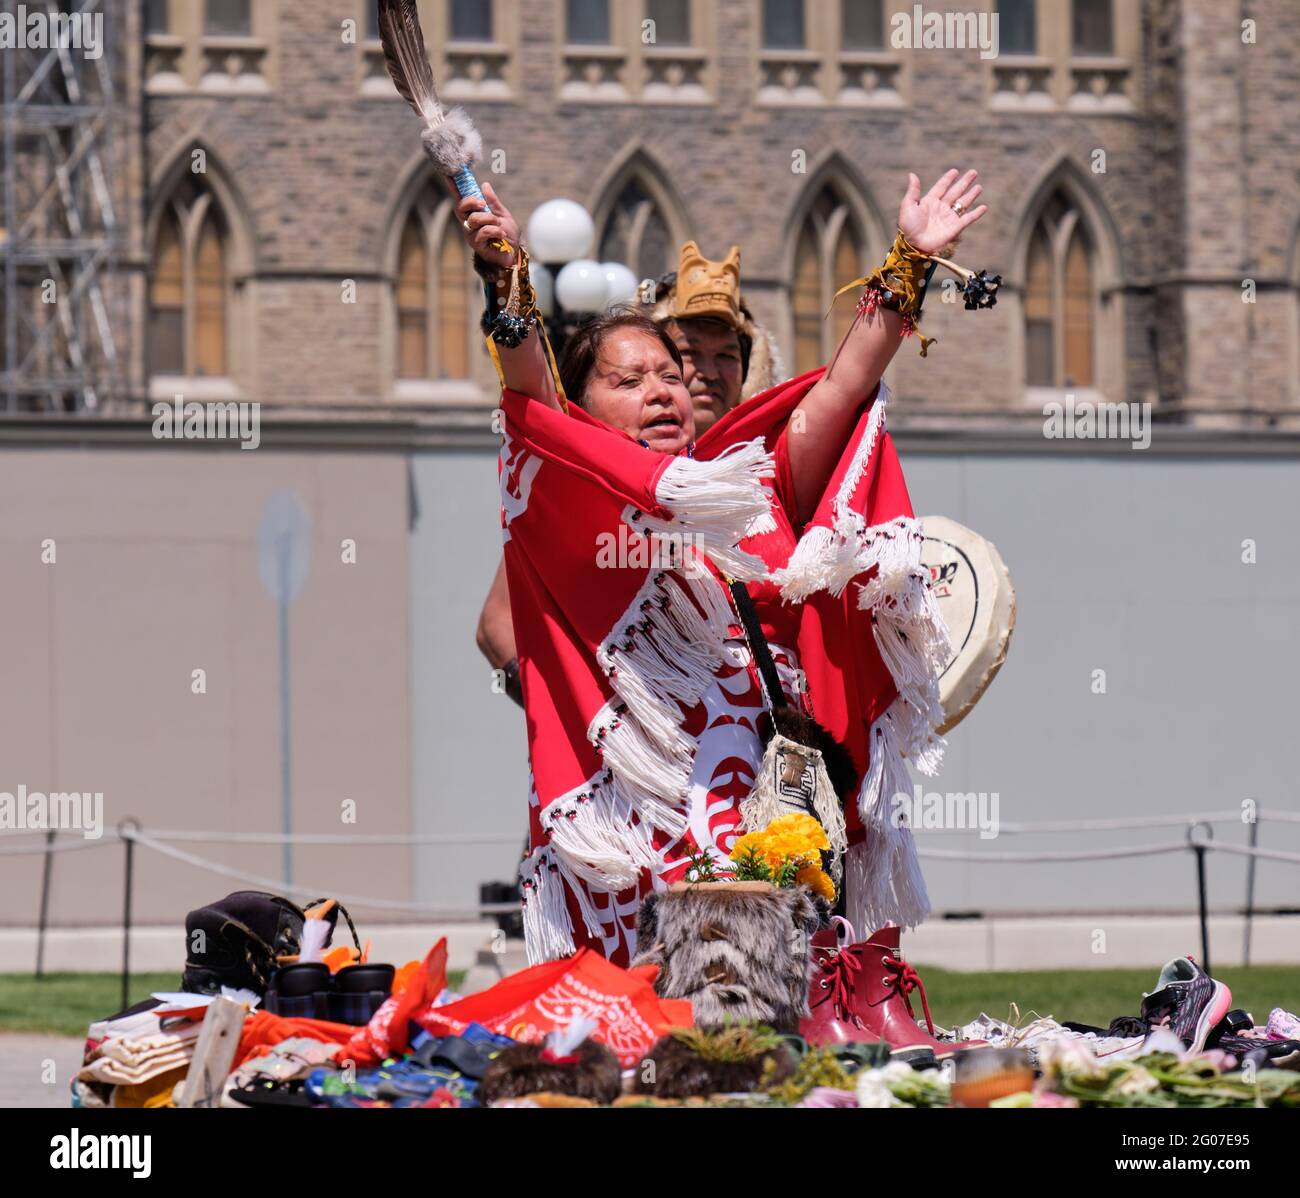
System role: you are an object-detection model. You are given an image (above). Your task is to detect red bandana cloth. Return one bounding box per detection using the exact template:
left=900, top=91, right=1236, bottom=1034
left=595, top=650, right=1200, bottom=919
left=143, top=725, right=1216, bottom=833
left=419, top=949, right=693, bottom=1069
left=499, top=369, right=949, bottom=966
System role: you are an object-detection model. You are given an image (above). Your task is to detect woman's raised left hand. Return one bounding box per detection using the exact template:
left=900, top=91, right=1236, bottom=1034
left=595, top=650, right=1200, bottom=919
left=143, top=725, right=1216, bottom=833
left=898, top=169, right=987, bottom=255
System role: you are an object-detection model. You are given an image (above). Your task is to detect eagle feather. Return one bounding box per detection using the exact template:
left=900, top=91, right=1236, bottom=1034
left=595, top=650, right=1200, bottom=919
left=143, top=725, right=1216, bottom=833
left=377, top=0, right=441, bottom=123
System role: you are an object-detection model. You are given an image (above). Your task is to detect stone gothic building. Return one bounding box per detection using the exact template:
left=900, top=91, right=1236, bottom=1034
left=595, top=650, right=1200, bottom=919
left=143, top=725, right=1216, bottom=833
left=5, top=0, right=1298, bottom=427
left=1, top=2, right=1298, bottom=943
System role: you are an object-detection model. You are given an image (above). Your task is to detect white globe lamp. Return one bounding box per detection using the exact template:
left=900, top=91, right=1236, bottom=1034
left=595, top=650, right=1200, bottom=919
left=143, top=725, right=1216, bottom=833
left=600, top=262, right=640, bottom=307
left=555, top=260, right=609, bottom=314
left=527, top=199, right=595, bottom=264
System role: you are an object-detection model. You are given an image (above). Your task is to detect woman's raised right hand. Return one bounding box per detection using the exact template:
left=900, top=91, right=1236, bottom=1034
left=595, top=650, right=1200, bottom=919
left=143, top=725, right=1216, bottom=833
left=455, top=180, right=520, bottom=269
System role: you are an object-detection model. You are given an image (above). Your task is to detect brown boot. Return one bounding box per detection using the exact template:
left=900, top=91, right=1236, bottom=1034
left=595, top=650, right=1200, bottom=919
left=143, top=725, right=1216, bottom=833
left=800, top=920, right=985, bottom=1059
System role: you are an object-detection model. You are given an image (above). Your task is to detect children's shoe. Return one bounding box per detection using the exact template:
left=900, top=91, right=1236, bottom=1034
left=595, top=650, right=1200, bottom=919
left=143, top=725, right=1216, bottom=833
left=800, top=920, right=986, bottom=1059
left=1140, top=956, right=1232, bottom=1054
left=1266, top=1008, right=1300, bottom=1042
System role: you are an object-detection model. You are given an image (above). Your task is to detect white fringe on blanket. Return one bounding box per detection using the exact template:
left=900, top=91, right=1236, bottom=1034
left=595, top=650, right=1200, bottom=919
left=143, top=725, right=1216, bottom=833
left=845, top=701, right=934, bottom=932
left=528, top=444, right=784, bottom=958
left=844, top=513, right=950, bottom=928
left=594, top=567, right=733, bottom=759
left=639, top=439, right=776, bottom=582
left=857, top=518, right=951, bottom=769
left=771, top=390, right=888, bottom=601
left=518, top=843, right=607, bottom=965
left=589, top=714, right=692, bottom=840
left=763, top=383, right=954, bottom=930
left=542, top=775, right=657, bottom=892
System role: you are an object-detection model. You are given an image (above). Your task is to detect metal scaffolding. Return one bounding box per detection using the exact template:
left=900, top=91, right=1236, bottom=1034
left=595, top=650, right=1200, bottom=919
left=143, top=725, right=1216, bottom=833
left=1, top=1, right=124, bottom=412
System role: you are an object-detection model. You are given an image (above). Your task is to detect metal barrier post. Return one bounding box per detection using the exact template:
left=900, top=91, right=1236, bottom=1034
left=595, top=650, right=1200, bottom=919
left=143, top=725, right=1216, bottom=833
left=1243, top=815, right=1259, bottom=967
left=35, top=829, right=55, bottom=977
left=1188, top=821, right=1214, bottom=975
left=119, top=819, right=140, bottom=1012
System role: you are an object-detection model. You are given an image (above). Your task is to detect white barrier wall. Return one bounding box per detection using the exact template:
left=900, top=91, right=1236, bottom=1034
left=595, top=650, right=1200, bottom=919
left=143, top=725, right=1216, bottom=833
left=0, top=449, right=414, bottom=929
left=408, top=448, right=1300, bottom=918
left=1, top=444, right=1294, bottom=930
left=408, top=452, right=530, bottom=910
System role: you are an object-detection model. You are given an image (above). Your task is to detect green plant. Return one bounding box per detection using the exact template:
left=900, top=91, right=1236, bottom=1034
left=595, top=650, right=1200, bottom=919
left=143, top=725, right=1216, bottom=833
left=730, top=843, right=801, bottom=887
left=670, top=1020, right=784, bottom=1063
left=682, top=845, right=730, bottom=884
left=767, top=1045, right=857, bottom=1105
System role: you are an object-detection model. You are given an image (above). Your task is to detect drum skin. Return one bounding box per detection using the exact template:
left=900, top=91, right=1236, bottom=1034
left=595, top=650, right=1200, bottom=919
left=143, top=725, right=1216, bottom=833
left=918, top=516, right=1016, bottom=734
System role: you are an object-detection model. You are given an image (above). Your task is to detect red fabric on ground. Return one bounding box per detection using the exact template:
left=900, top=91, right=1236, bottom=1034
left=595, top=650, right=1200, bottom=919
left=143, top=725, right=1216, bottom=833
left=414, top=948, right=693, bottom=1068
left=233, top=1010, right=357, bottom=1069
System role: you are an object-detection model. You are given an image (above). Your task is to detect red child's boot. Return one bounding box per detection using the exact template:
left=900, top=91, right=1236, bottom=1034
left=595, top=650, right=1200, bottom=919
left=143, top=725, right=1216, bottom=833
left=801, top=920, right=985, bottom=1059
left=800, top=921, right=875, bottom=1048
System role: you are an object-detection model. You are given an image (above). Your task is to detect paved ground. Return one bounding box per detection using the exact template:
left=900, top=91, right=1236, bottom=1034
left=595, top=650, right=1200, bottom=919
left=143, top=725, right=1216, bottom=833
left=0, top=1034, right=82, bottom=1108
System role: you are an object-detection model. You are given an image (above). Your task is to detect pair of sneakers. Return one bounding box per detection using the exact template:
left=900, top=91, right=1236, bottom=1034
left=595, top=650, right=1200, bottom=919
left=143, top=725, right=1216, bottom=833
left=1140, top=956, right=1233, bottom=1054
left=1142, top=958, right=1300, bottom=1067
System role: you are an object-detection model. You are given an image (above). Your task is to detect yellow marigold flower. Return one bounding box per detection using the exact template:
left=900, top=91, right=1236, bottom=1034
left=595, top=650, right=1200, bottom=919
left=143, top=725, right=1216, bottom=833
left=764, top=813, right=830, bottom=853
left=769, top=833, right=815, bottom=863
left=796, top=862, right=836, bottom=901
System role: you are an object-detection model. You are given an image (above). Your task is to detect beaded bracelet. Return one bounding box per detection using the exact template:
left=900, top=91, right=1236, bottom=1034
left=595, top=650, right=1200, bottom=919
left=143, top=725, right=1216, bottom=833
left=833, top=229, right=1001, bottom=357
left=479, top=244, right=540, bottom=348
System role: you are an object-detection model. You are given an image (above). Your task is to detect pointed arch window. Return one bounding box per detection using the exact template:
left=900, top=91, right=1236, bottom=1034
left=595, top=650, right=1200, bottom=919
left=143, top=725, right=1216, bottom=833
left=790, top=186, right=866, bottom=375
left=148, top=178, right=229, bottom=378
left=395, top=190, right=473, bottom=381
left=1024, top=191, right=1094, bottom=388
left=597, top=177, right=675, bottom=283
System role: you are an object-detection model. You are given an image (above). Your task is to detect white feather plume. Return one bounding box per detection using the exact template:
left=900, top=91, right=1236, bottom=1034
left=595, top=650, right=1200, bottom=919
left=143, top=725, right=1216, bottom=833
left=545, top=1015, right=598, bottom=1058
left=298, top=917, right=331, bottom=964
left=420, top=107, right=483, bottom=174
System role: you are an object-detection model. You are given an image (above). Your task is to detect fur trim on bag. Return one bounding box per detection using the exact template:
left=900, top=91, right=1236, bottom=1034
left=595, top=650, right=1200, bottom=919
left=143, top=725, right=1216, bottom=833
left=631, top=883, right=820, bottom=1031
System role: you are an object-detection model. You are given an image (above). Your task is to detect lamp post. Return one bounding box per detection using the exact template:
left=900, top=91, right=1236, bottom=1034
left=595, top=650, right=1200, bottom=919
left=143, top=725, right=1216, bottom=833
left=525, top=198, right=640, bottom=357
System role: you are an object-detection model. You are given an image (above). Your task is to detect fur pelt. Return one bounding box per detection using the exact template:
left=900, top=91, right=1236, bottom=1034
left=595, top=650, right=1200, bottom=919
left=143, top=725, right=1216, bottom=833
left=634, top=1032, right=796, bottom=1099
left=476, top=1039, right=622, bottom=1107
left=631, top=884, right=819, bottom=1030
left=419, top=107, right=482, bottom=175
left=739, top=317, right=785, bottom=400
